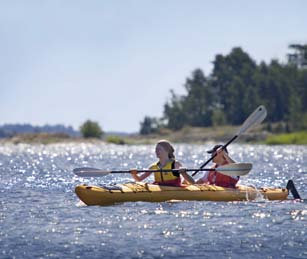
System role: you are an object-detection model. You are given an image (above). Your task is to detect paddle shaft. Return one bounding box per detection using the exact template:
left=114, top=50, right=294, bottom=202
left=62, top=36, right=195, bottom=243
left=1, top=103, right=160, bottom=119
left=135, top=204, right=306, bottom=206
left=80, top=168, right=221, bottom=174
left=73, top=163, right=252, bottom=178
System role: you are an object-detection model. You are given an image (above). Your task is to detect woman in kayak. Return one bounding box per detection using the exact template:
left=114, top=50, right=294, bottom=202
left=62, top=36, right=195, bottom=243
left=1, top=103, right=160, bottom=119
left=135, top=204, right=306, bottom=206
left=196, top=144, right=239, bottom=188
left=131, top=139, right=195, bottom=186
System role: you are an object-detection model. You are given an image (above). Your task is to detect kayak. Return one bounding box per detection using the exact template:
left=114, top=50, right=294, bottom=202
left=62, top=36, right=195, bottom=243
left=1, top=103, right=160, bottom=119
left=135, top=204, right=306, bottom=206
left=75, top=183, right=290, bottom=206
left=75, top=181, right=290, bottom=206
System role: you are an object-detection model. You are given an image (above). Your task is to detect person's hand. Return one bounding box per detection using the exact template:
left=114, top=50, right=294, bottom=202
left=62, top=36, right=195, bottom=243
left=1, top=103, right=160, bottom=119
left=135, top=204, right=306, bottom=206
left=216, top=147, right=224, bottom=155
left=178, top=167, right=187, bottom=174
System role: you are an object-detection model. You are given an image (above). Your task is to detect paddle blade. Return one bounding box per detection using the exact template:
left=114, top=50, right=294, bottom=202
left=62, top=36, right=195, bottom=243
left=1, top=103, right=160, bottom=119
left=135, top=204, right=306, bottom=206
left=236, top=105, right=267, bottom=136
left=217, top=163, right=252, bottom=176
left=286, top=180, right=301, bottom=199
left=73, top=167, right=111, bottom=177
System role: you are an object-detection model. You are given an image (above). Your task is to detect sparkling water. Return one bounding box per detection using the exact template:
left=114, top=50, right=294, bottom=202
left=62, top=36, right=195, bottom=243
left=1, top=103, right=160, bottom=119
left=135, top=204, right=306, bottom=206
left=0, top=143, right=306, bottom=258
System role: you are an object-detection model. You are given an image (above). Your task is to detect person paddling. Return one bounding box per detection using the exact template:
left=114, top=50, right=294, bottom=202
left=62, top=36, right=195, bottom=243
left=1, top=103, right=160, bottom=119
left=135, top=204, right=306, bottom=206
left=196, top=144, right=239, bottom=188
left=131, top=139, right=195, bottom=186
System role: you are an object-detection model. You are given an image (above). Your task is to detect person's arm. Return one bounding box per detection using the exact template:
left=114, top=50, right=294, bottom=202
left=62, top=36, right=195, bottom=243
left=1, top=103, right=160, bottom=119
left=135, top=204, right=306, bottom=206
left=175, top=161, right=195, bottom=185
left=223, top=151, right=235, bottom=163
left=131, top=170, right=151, bottom=181
left=195, top=171, right=210, bottom=184
left=180, top=170, right=195, bottom=184
left=216, top=148, right=235, bottom=163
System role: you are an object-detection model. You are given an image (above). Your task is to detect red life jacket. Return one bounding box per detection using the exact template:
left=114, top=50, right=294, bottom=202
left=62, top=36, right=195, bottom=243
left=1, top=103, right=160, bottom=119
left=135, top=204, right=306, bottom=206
left=207, top=163, right=239, bottom=188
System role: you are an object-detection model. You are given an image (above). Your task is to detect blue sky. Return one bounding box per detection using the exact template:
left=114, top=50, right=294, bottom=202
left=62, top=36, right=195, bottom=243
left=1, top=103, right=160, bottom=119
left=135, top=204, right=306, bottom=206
left=1, top=1, right=306, bottom=133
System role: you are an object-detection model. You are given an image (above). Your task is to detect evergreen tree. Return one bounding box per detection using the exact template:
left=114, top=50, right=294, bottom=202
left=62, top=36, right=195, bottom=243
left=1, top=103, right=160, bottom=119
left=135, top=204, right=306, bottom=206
left=211, top=47, right=258, bottom=124
left=297, top=69, right=307, bottom=112
left=182, top=69, right=214, bottom=126
left=163, top=90, right=186, bottom=130
left=140, top=45, right=307, bottom=133
left=139, top=116, right=160, bottom=135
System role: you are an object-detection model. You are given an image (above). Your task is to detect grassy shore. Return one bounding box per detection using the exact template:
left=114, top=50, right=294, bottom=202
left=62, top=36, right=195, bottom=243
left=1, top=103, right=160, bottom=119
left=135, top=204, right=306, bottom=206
left=1, top=127, right=306, bottom=145
left=264, top=131, right=307, bottom=145
left=121, top=125, right=268, bottom=144
left=0, top=126, right=266, bottom=145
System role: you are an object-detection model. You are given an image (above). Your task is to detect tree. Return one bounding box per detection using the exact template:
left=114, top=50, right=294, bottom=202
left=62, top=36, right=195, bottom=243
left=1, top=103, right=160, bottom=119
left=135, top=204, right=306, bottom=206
left=287, top=44, right=307, bottom=68
left=143, top=45, right=307, bottom=133
left=287, top=93, right=302, bottom=131
left=162, top=69, right=215, bottom=130
left=183, top=69, right=214, bottom=126
left=163, top=90, right=186, bottom=130
left=297, top=69, right=307, bottom=112
left=139, top=116, right=160, bottom=135
left=211, top=108, right=226, bottom=126
left=211, top=47, right=258, bottom=125
left=80, top=120, right=103, bottom=138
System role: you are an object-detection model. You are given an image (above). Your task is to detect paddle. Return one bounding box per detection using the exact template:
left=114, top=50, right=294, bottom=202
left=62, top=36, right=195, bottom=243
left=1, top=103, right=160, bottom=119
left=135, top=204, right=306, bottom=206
left=286, top=180, right=301, bottom=199
left=192, top=105, right=267, bottom=177
left=73, top=162, right=252, bottom=178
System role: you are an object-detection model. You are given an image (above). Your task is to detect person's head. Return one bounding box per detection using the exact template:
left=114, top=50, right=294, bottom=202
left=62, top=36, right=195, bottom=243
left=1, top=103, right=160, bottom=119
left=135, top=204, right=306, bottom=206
left=207, top=144, right=228, bottom=164
left=155, top=139, right=175, bottom=160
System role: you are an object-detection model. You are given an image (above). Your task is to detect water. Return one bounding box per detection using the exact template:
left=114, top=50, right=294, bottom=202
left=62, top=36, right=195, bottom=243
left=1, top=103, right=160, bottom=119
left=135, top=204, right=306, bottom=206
left=0, top=143, right=306, bottom=258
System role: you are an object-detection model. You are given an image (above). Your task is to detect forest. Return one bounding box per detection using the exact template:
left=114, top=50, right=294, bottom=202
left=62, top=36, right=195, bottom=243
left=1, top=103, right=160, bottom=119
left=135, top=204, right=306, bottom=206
left=140, top=45, right=307, bottom=134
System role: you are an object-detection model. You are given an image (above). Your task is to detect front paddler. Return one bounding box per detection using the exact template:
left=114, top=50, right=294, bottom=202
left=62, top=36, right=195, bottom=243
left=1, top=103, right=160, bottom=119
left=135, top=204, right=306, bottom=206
left=131, top=139, right=195, bottom=186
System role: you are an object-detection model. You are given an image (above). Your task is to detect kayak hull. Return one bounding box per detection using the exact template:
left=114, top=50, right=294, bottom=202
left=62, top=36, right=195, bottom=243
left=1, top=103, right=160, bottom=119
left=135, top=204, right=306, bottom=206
left=75, top=182, right=289, bottom=206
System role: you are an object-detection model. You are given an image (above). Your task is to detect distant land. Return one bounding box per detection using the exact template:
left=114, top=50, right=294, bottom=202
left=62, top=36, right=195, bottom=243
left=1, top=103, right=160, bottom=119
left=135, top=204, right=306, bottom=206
left=0, top=123, right=80, bottom=138
left=1, top=123, right=306, bottom=145
left=0, top=123, right=131, bottom=138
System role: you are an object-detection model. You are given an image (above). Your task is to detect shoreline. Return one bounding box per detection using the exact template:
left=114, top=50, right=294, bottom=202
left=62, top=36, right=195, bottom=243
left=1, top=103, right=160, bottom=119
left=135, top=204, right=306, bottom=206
left=0, top=126, right=264, bottom=145
left=0, top=125, right=307, bottom=145
left=1, top=126, right=306, bottom=145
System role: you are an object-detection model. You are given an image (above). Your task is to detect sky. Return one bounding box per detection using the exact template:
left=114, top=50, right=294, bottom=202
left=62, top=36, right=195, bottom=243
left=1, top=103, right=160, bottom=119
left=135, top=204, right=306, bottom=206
left=1, top=1, right=306, bottom=133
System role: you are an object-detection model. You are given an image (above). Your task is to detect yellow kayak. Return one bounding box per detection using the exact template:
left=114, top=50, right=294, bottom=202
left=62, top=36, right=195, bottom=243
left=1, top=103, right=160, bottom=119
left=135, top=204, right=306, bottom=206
left=75, top=182, right=290, bottom=206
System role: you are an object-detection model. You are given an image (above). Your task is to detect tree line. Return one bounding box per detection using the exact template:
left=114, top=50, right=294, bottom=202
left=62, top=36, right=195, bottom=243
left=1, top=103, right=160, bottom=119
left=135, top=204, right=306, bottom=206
left=0, top=121, right=104, bottom=139
left=140, top=45, right=307, bottom=134
left=0, top=123, right=80, bottom=138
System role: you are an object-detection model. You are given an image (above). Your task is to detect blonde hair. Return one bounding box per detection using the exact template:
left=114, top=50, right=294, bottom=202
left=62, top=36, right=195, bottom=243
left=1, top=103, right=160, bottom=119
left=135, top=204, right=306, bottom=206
left=157, top=139, right=175, bottom=159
